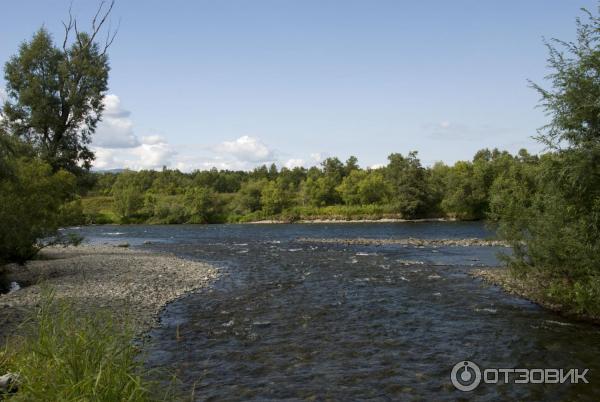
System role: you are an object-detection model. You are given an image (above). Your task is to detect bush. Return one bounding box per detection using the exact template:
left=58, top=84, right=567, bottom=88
left=0, top=157, right=77, bottom=264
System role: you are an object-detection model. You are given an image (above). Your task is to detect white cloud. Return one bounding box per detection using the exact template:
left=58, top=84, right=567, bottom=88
left=92, top=147, right=118, bottom=170
left=0, top=88, right=7, bottom=122
left=140, top=135, right=164, bottom=145
left=369, top=163, right=386, bottom=169
left=91, top=109, right=313, bottom=172
left=93, top=136, right=176, bottom=170
left=310, top=152, right=325, bottom=163
left=284, top=158, right=305, bottom=169
left=92, top=96, right=177, bottom=170
left=130, top=138, right=176, bottom=169
left=93, top=94, right=140, bottom=148
left=215, top=135, right=274, bottom=162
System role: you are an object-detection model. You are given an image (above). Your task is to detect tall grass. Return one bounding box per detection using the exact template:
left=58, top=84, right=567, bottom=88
left=0, top=291, right=170, bottom=401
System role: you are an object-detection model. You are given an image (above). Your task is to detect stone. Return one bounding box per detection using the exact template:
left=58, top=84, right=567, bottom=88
left=0, top=372, right=19, bottom=394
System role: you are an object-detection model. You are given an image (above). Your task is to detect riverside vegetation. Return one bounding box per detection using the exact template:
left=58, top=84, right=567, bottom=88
left=1, top=1, right=600, bottom=400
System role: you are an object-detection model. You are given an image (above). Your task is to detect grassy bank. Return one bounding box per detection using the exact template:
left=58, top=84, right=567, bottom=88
left=473, top=268, right=600, bottom=323
left=0, top=292, right=167, bottom=401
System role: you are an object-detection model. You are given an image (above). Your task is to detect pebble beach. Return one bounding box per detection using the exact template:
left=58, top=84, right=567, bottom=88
left=0, top=245, right=218, bottom=341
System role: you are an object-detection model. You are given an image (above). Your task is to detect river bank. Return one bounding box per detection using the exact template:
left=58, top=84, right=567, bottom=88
left=0, top=245, right=218, bottom=341
left=472, top=268, right=600, bottom=324
left=247, top=217, right=455, bottom=224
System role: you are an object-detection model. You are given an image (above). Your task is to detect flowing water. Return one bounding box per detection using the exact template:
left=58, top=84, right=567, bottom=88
left=73, top=222, right=600, bottom=401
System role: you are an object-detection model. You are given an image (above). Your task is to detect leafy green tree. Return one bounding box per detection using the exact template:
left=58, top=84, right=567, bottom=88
left=344, top=156, right=360, bottom=175
left=321, top=157, right=346, bottom=184
left=337, top=170, right=366, bottom=205
left=1, top=2, right=116, bottom=174
left=184, top=186, right=219, bottom=223
left=261, top=179, right=290, bottom=215
left=385, top=151, right=430, bottom=218
left=112, top=171, right=144, bottom=219
left=357, top=171, right=391, bottom=204
left=235, top=179, right=266, bottom=214
left=492, top=7, right=600, bottom=315
left=302, top=176, right=341, bottom=206
left=0, top=156, right=77, bottom=263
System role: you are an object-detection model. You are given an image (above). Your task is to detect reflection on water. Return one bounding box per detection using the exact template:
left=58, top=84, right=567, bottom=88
left=73, top=223, right=600, bottom=401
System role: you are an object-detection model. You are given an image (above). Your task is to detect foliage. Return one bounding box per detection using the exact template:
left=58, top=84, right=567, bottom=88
left=490, top=6, right=600, bottom=316
left=76, top=146, right=544, bottom=224
left=2, top=22, right=112, bottom=174
left=112, top=171, right=145, bottom=220
left=0, top=155, right=77, bottom=264
left=0, top=291, right=167, bottom=401
left=184, top=187, right=221, bottom=223
left=385, top=152, right=431, bottom=218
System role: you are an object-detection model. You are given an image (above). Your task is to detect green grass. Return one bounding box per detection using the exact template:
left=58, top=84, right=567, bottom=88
left=0, top=291, right=171, bottom=401
left=81, top=196, right=119, bottom=224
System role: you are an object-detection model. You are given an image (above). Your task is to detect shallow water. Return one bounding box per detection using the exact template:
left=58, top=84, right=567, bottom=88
left=74, top=222, right=600, bottom=401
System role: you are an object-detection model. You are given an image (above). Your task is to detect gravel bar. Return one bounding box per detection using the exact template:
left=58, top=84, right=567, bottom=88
left=0, top=245, right=218, bottom=340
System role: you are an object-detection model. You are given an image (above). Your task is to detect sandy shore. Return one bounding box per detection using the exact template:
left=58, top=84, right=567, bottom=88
left=0, top=245, right=218, bottom=340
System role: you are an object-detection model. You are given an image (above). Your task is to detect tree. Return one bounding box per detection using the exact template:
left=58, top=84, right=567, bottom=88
left=385, top=151, right=430, bottom=218
left=0, top=156, right=77, bottom=264
left=357, top=171, right=391, bottom=205
left=337, top=170, right=366, bottom=205
left=184, top=186, right=219, bottom=223
left=235, top=179, right=266, bottom=214
left=344, top=156, right=359, bottom=175
left=112, top=171, right=144, bottom=219
left=492, top=6, right=600, bottom=315
left=1, top=2, right=116, bottom=174
left=261, top=179, right=290, bottom=215
left=531, top=8, right=600, bottom=149
left=302, top=176, right=341, bottom=206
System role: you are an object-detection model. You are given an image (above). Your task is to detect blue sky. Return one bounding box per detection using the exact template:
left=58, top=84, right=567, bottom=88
left=1, top=0, right=596, bottom=170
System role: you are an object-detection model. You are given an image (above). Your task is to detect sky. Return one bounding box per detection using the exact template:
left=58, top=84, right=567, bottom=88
left=1, top=0, right=597, bottom=171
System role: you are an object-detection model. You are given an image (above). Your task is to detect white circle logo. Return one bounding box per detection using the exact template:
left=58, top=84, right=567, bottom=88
left=451, top=360, right=482, bottom=391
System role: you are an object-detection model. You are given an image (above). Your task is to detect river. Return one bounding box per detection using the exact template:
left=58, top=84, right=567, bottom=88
left=74, top=222, right=600, bottom=401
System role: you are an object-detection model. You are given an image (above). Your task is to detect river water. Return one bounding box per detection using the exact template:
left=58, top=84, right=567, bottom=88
left=74, top=222, right=600, bottom=401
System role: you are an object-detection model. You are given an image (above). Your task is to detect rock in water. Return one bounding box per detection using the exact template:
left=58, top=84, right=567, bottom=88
left=0, top=373, right=20, bottom=393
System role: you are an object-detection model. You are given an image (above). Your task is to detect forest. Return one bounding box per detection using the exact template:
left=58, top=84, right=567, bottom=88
left=76, top=148, right=536, bottom=225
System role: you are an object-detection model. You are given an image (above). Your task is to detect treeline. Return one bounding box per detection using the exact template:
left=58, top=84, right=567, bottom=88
left=80, top=148, right=537, bottom=224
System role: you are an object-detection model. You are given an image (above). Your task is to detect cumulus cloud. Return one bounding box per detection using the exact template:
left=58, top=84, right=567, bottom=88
left=310, top=152, right=326, bottom=163
left=91, top=105, right=312, bottom=172
left=130, top=137, right=176, bottom=169
left=215, top=135, right=274, bottom=163
left=284, top=158, right=305, bottom=169
left=93, top=94, right=140, bottom=148
left=91, top=95, right=176, bottom=170
left=93, top=136, right=176, bottom=170
left=369, top=163, right=386, bottom=169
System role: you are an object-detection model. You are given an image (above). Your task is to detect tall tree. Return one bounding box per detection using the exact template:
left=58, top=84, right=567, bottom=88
left=1, top=1, right=117, bottom=174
